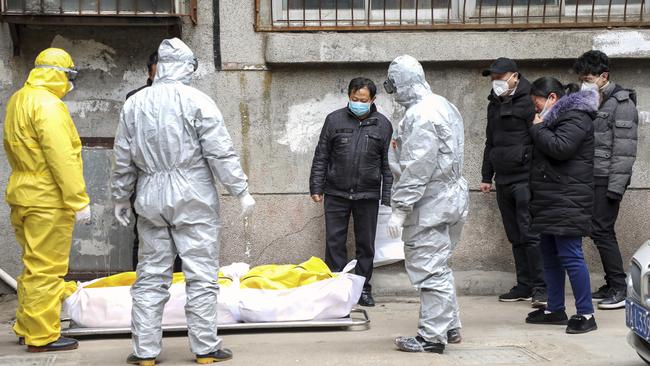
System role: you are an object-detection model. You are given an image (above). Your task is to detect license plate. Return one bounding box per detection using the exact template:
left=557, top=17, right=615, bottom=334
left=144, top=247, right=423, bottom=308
left=627, top=299, right=650, bottom=341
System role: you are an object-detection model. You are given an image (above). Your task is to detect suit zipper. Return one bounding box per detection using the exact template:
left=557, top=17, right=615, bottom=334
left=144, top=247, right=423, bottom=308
left=350, top=122, right=365, bottom=197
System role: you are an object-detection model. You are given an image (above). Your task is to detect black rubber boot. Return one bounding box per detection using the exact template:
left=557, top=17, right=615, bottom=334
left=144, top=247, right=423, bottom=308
left=447, top=328, right=462, bottom=344
left=27, top=337, right=78, bottom=353
left=126, top=353, right=156, bottom=366
left=196, top=348, right=233, bottom=364
left=395, top=335, right=445, bottom=354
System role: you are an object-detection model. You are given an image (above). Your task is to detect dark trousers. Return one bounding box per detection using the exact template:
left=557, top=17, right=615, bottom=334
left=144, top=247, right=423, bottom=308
left=496, top=182, right=545, bottom=291
left=540, top=234, right=594, bottom=315
left=590, top=184, right=626, bottom=291
left=324, top=195, right=379, bottom=292
left=131, top=194, right=182, bottom=272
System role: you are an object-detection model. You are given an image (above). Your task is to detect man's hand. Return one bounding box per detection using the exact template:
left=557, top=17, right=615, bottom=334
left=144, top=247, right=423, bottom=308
left=387, top=209, right=408, bottom=239
left=533, top=113, right=544, bottom=125
left=606, top=191, right=623, bottom=202
left=76, top=205, right=92, bottom=225
left=239, top=192, right=256, bottom=218
left=479, top=183, right=492, bottom=193
left=311, top=194, right=323, bottom=203
left=114, top=201, right=131, bottom=227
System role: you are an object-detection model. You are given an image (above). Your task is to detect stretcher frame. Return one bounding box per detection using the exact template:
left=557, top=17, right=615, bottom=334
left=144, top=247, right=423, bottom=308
left=61, top=308, right=370, bottom=337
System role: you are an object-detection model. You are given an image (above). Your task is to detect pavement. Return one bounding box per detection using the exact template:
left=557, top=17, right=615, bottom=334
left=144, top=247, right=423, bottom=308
left=0, top=295, right=643, bottom=366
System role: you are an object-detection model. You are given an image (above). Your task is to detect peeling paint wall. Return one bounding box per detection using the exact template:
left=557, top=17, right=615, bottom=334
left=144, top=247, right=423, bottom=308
left=593, top=31, right=650, bottom=57
left=51, top=35, right=118, bottom=73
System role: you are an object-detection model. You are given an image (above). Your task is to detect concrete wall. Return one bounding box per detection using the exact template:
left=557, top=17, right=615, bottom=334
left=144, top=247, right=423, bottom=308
left=0, top=0, right=648, bottom=294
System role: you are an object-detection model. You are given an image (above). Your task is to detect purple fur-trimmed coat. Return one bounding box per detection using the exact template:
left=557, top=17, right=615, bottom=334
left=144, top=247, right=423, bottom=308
left=528, top=90, right=598, bottom=237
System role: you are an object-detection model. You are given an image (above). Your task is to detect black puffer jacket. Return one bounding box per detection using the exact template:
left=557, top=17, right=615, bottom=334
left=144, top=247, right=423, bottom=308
left=592, top=83, right=639, bottom=196
left=309, top=104, right=393, bottom=205
left=529, top=90, right=597, bottom=237
left=481, top=77, right=536, bottom=185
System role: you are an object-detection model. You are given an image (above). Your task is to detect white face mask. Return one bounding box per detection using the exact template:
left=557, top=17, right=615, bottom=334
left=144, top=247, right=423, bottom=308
left=581, top=74, right=608, bottom=92
left=539, top=97, right=551, bottom=118
left=492, top=73, right=516, bottom=97
left=67, top=81, right=75, bottom=93
left=580, top=82, right=599, bottom=92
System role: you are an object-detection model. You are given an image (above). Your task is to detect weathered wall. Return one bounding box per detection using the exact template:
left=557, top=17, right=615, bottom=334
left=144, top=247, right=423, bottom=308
left=0, top=0, right=648, bottom=294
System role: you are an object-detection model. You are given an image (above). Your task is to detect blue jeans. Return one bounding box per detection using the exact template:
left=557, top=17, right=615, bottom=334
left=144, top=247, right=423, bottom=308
left=540, top=234, right=594, bottom=315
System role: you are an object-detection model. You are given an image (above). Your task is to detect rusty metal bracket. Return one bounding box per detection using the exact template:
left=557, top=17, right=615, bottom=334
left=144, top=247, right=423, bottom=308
left=190, top=0, right=198, bottom=24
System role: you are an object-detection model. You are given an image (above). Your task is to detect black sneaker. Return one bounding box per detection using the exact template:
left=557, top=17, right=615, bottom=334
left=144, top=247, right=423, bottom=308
left=126, top=354, right=156, bottom=366
left=598, top=288, right=626, bottom=310
left=499, top=286, right=532, bottom=302
left=394, top=335, right=445, bottom=354
left=525, top=308, right=569, bottom=325
left=27, top=337, right=78, bottom=353
left=196, top=348, right=233, bottom=364
left=531, top=287, right=548, bottom=308
left=566, top=315, right=597, bottom=334
left=592, top=284, right=612, bottom=300
left=358, top=291, right=375, bottom=307
left=447, top=328, right=462, bottom=344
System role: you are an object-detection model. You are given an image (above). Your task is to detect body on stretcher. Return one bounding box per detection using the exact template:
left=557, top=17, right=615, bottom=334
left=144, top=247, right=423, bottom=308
left=62, top=257, right=366, bottom=330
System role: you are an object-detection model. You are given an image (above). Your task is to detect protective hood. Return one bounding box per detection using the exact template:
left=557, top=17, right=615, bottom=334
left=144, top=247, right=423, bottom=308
left=387, top=55, right=432, bottom=108
left=25, top=48, right=74, bottom=99
left=154, top=38, right=197, bottom=85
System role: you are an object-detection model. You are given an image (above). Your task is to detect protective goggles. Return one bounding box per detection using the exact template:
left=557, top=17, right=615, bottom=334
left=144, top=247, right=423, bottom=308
left=383, top=78, right=396, bottom=94
left=35, top=65, right=78, bottom=81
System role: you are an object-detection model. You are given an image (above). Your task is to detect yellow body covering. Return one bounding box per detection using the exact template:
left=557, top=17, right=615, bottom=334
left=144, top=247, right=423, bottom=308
left=84, top=257, right=334, bottom=290
left=239, top=257, right=333, bottom=290
left=4, top=48, right=90, bottom=347
left=85, top=272, right=233, bottom=288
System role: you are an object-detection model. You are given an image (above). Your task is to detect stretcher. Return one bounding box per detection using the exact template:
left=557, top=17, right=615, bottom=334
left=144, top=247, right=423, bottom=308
left=61, top=258, right=370, bottom=337
left=61, top=308, right=370, bottom=337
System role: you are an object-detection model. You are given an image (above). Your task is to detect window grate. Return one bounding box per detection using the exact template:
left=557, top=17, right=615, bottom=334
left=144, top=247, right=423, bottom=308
left=256, top=0, right=649, bottom=30
left=1, top=0, right=190, bottom=16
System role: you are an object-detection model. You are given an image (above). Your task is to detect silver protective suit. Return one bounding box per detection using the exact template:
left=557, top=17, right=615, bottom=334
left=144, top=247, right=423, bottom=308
left=388, top=55, right=469, bottom=344
left=111, top=38, right=249, bottom=359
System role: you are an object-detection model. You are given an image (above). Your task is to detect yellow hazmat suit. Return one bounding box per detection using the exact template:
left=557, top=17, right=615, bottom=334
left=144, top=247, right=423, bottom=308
left=3, top=48, right=89, bottom=346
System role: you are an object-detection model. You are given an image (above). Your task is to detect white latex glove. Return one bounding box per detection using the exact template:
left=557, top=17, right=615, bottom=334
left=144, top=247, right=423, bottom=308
left=387, top=209, right=408, bottom=239
left=239, top=192, right=256, bottom=218
left=114, top=201, right=132, bottom=227
left=75, top=205, right=92, bottom=225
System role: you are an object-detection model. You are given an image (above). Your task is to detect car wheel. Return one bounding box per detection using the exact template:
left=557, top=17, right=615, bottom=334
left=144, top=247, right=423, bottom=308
left=638, top=352, right=650, bottom=365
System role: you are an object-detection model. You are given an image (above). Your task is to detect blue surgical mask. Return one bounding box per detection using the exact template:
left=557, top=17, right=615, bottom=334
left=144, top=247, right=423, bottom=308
left=348, top=101, right=371, bottom=117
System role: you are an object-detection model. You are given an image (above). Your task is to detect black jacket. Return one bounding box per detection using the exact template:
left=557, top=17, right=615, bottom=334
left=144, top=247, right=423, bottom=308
left=125, top=78, right=153, bottom=100
left=529, top=90, right=597, bottom=237
left=592, top=83, right=639, bottom=196
left=481, top=77, right=536, bottom=185
left=309, top=104, right=393, bottom=205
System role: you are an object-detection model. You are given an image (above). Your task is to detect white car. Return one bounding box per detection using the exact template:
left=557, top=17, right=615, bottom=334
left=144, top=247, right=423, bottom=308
left=626, top=240, right=650, bottom=364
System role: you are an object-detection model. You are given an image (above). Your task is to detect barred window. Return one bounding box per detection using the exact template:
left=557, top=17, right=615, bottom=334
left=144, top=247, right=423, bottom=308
left=260, top=0, right=649, bottom=29
left=2, top=0, right=186, bottom=14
